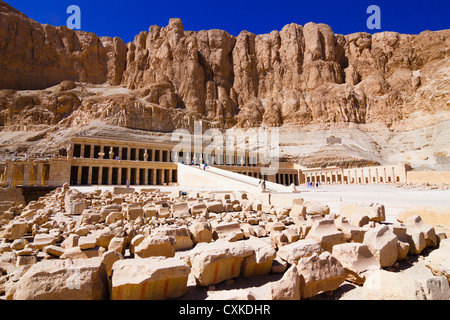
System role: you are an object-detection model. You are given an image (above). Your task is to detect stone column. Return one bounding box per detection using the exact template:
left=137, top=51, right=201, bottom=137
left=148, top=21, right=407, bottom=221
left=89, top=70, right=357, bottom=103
left=152, top=169, right=157, bottom=185
left=144, top=168, right=149, bottom=185
left=87, top=166, right=93, bottom=185
left=136, top=168, right=140, bottom=185
left=117, top=167, right=122, bottom=185
left=108, top=167, right=113, bottom=185
left=77, top=166, right=82, bottom=186
left=80, top=144, right=85, bottom=158
left=98, top=166, right=103, bottom=185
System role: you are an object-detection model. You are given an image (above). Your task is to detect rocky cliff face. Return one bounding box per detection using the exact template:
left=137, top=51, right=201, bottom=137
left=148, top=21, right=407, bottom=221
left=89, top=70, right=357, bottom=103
left=0, top=0, right=449, bottom=133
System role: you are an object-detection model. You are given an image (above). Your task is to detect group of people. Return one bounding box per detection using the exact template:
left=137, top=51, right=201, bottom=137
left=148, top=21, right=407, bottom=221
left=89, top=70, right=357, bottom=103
left=307, top=182, right=321, bottom=188
left=259, top=179, right=266, bottom=191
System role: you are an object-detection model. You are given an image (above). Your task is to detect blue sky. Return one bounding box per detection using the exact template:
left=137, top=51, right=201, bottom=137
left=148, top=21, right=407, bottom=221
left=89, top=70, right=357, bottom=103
left=4, top=0, right=449, bottom=43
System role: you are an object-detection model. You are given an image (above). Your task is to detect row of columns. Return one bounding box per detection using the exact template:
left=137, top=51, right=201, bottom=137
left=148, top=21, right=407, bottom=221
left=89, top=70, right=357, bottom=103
left=276, top=172, right=299, bottom=186
left=304, top=167, right=399, bottom=184
left=305, top=171, right=343, bottom=184
left=73, top=144, right=170, bottom=162
left=71, top=165, right=177, bottom=186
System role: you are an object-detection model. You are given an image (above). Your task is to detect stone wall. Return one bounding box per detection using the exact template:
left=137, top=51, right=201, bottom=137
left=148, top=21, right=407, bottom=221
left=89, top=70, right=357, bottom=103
left=407, top=171, right=450, bottom=185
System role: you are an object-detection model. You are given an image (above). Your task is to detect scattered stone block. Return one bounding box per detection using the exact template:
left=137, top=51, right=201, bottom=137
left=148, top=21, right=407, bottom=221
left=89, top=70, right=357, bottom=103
left=363, top=225, right=398, bottom=267
left=171, top=202, right=191, bottom=218
left=78, top=235, right=97, bottom=250
left=340, top=203, right=386, bottom=222
left=424, top=238, right=450, bottom=283
left=335, top=217, right=365, bottom=243
left=267, top=265, right=301, bottom=300
left=13, top=257, right=109, bottom=300
left=60, top=246, right=105, bottom=260
left=3, top=221, right=27, bottom=241
left=134, top=235, right=175, bottom=258
left=154, top=226, right=193, bottom=251
left=125, top=204, right=144, bottom=221
left=277, top=238, right=322, bottom=265
left=306, top=218, right=345, bottom=252
left=189, top=240, right=253, bottom=286
left=108, top=237, right=126, bottom=255
left=363, top=269, right=450, bottom=300
left=241, top=237, right=276, bottom=278
left=404, top=215, right=437, bottom=247
left=111, top=257, right=191, bottom=300
left=297, top=251, right=346, bottom=299
left=142, top=206, right=158, bottom=218
left=100, top=204, right=122, bottom=220
left=406, top=227, right=426, bottom=255
left=189, top=203, right=208, bottom=216
left=391, top=224, right=411, bottom=261
left=157, top=206, right=171, bottom=219
left=102, top=250, right=124, bottom=277
left=32, top=233, right=56, bottom=250
left=205, top=201, right=225, bottom=213
left=265, top=222, right=285, bottom=233
left=105, top=212, right=123, bottom=224
left=189, top=221, right=212, bottom=244
left=332, top=243, right=380, bottom=285
left=43, top=245, right=65, bottom=258
left=212, top=221, right=244, bottom=241
left=304, top=201, right=330, bottom=216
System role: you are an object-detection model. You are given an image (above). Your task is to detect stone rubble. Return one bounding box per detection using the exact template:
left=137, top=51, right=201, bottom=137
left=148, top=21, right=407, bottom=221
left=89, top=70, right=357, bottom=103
left=0, top=185, right=449, bottom=300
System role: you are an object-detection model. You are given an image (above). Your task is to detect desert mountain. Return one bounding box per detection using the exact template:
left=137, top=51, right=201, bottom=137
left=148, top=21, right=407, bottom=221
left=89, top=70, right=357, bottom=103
left=0, top=1, right=449, bottom=169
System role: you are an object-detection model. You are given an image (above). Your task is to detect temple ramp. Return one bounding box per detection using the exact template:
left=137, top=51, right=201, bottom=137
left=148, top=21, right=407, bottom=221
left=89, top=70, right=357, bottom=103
left=177, top=163, right=291, bottom=193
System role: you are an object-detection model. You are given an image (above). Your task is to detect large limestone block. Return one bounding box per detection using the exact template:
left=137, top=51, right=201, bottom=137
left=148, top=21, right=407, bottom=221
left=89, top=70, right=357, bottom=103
left=142, top=206, right=158, bottom=218
left=332, top=243, right=381, bottom=285
left=425, top=238, right=450, bottom=283
left=297, top=251, right=346, bottom=299
left=277, top=238, right=322, bottom=265
left=134, top=235, right=175, bottom=258
left=125, top=203, right=144, bottom=221
left=406, top=227, right=426, bottom=255
left=3, top=221, right=27, bottom=240
left=362, top=269, right=450, bottom=300
left=340, top=203, right=386, bottom=222
left=267, top=265, right=302, bottom=300
left=289, top=204, right=306, bottom=220
left=111, top=257, right=190, bottom=300
left=363, top=225, right=398, bottom=267
left=241, top=237, right=277, bottom=278
left=189, top=240, right=253, bottom=286
left=13, top=258, right=108, bottom=300
left=60, top=246, right=105, bottom=260
left=306, top=218, right=345, bottom=252
left=32, top=233, right=57, bottom=250
left=304, top=201, right=330, bottom=216
left=153, top=226, right=193, bottom=251
left=391, top=224, right=411, bottom=261
left=212, top=221, right=244, bottom=241
left=171, top=202, right=191, bottom=218
left=205, top=201, right=225, bottom=213
left=100, top=204, right=122, bottom=220
left=335, top=217, right=365, bottom=243
left=404, top=215, right=437, bottom=247
left=189, top=203, right=208, bottom=216
left=188, top=221, right=212, bottom=244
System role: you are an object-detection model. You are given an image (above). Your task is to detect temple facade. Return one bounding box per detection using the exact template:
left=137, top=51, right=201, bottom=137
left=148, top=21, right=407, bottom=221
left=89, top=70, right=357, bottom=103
left=0, top=136, right=411, bottom=188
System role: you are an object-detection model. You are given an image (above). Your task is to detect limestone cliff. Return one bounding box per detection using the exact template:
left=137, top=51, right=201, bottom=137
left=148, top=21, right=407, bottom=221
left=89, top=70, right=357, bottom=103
left=0, top=1, right=449, bottom=169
